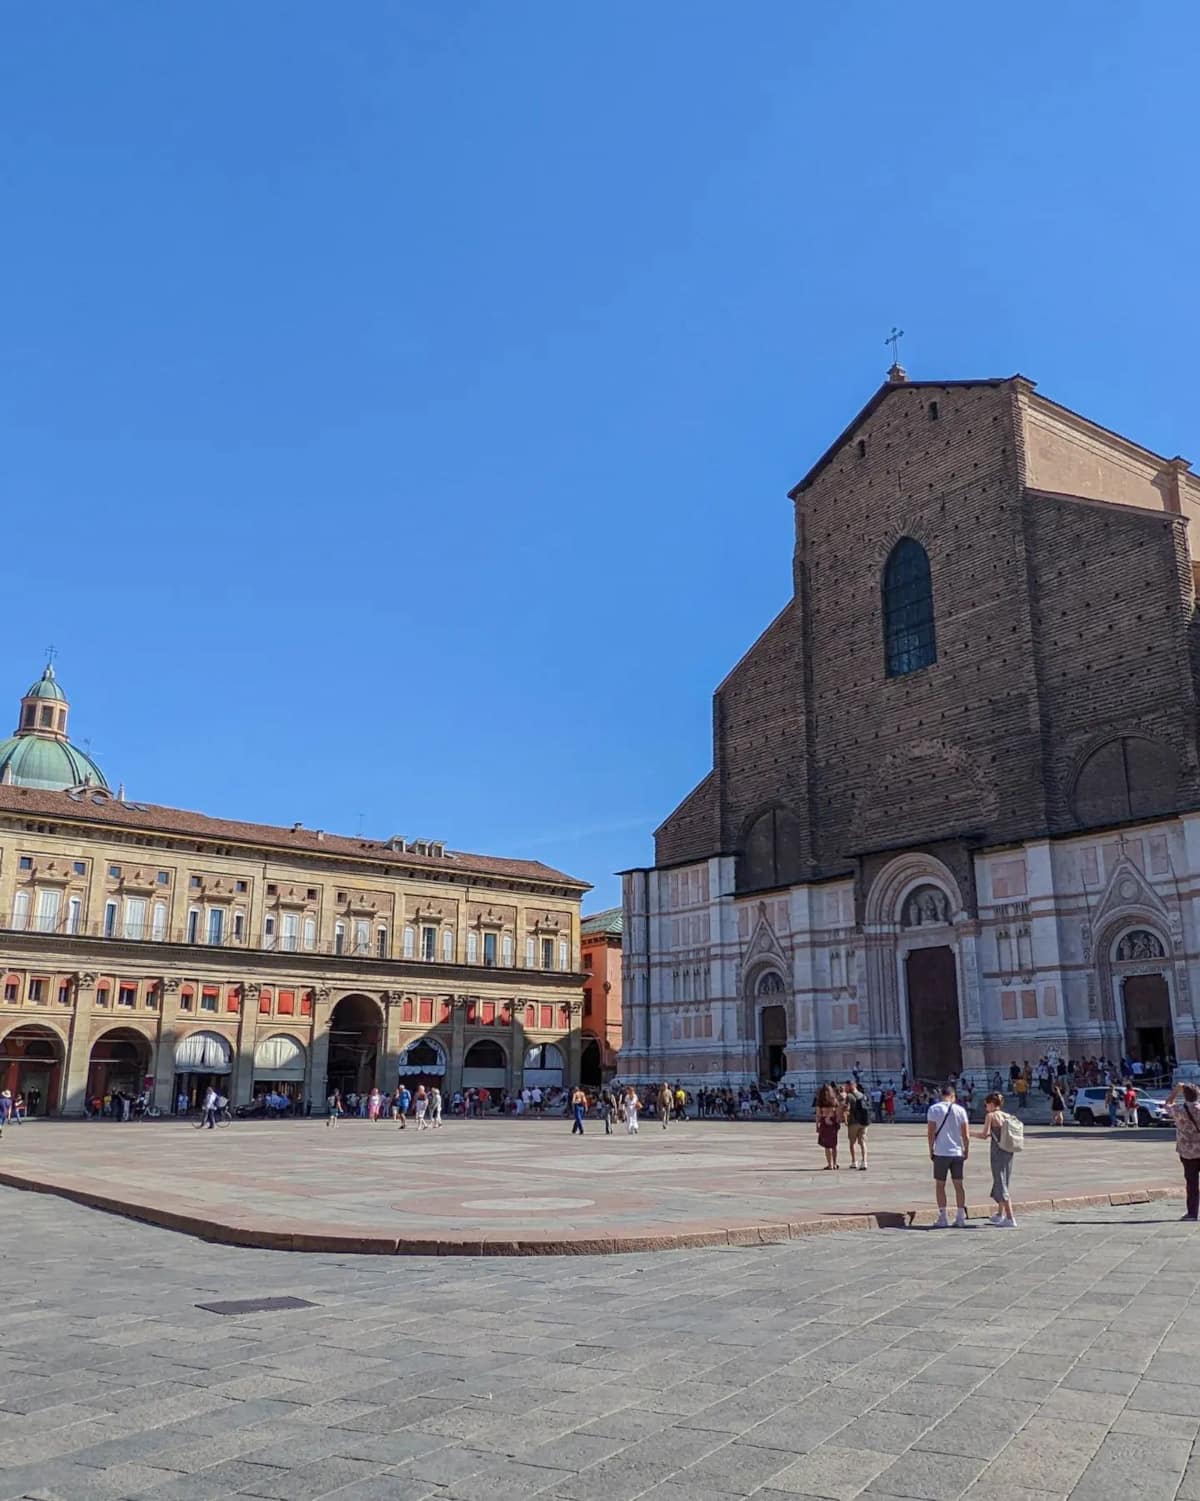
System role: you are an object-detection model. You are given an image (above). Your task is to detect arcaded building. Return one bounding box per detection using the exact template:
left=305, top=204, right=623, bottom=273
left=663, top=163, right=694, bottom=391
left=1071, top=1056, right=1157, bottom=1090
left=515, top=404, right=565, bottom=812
left=621, top=368, right=1200, bottom=1091
left=0, top=667, right=588, bottom=1113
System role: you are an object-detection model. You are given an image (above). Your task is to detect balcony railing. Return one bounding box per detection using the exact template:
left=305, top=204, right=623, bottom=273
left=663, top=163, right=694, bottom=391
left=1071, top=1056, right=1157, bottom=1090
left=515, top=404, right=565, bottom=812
left=0, top=917, right=578, bottom=974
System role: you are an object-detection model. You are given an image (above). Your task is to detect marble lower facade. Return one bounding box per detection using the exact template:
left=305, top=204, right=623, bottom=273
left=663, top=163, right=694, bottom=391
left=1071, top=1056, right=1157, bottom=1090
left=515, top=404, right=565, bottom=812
left=620, top=814, right=1200, bottom=1091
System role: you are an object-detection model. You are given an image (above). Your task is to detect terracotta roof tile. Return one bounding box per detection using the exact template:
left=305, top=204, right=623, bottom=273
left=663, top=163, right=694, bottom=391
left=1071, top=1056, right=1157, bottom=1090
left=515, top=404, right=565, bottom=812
left=0, top=784, right=589, bottom=890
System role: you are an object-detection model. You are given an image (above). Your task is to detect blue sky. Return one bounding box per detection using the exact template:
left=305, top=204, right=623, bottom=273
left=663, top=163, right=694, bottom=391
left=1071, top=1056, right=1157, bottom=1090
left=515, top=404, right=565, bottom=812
left=3, top=2, right=1197, bottom=909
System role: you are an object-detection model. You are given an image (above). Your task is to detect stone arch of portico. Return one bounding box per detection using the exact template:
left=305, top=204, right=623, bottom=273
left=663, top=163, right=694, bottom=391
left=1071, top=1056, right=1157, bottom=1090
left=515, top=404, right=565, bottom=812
left=0, top=1016, right=69, bottom=1052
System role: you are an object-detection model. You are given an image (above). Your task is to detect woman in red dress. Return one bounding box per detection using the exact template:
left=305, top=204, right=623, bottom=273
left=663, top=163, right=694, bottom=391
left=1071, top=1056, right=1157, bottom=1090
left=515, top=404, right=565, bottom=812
left=815, top=1084, right=842, bottom=1170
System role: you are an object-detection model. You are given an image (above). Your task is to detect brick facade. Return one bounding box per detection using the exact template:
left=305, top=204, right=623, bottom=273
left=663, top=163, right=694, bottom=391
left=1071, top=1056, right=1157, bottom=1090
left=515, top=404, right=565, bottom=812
left=627, top=372, right=1200, bottom=1089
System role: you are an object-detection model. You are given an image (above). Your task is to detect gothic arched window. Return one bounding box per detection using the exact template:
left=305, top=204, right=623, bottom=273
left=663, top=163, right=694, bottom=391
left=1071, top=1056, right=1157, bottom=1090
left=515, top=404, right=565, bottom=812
left=882, top=538, right=936, bottom=677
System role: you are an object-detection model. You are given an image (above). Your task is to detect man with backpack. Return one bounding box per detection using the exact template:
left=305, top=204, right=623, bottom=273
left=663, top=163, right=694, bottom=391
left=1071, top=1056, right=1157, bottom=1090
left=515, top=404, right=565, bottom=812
left=843, top=1079, right=871, bottom=1170
left=926, top=1084, right=971, bottom=1229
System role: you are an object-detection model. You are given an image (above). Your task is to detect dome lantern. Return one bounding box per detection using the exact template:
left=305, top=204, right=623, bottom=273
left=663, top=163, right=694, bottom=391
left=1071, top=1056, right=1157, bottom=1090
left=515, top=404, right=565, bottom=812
left=0, top=662, right=108, bottom=791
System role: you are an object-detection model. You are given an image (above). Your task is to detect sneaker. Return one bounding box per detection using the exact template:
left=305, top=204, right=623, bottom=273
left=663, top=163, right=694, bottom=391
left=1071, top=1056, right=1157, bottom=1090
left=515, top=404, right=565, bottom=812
left=995, top=1218, right=1016, bottom=1229
left=954, top=1212, right=968, bottom=1228
left=989, top=1213, right=1007, bottom=1226
left=932, top=1212, right=949, bottom=1229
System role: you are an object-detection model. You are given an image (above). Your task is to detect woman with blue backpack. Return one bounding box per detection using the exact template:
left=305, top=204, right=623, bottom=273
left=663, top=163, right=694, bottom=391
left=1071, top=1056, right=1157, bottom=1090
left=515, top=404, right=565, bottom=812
left=978, top=1091, right=1023, bottom=1228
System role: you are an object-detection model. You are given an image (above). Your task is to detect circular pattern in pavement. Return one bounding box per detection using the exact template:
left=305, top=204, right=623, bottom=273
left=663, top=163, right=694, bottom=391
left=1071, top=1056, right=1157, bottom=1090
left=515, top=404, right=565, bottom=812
left=459, top=1195, right=596, bottom=1211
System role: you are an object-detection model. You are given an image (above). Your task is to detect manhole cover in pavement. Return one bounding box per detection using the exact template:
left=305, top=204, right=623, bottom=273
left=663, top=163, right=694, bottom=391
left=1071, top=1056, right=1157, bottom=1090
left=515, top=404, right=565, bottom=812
left=196, top=1295, right=316, bottom=1316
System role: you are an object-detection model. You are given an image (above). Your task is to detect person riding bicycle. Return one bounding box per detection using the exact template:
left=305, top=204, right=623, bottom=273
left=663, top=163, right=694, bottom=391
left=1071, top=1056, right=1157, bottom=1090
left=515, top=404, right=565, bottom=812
left=201, top=1085, right=220, bottom=1130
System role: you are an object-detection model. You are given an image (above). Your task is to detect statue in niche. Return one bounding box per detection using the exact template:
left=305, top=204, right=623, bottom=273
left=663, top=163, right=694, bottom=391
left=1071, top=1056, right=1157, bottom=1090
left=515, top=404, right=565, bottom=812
left=903, top=884, right=949, bottom=927
left=1117, top=930, right=1164, bottom=962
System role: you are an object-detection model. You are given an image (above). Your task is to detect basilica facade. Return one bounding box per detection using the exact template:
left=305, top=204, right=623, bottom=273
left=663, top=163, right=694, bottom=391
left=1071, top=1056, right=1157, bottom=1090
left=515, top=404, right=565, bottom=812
left=620, top=369, right=1200, bottom=1090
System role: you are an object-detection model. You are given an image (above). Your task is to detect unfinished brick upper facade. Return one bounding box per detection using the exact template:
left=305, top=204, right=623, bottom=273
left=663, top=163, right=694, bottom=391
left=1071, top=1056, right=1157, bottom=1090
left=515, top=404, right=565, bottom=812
left=623, top=372, right=1200, bottom=1091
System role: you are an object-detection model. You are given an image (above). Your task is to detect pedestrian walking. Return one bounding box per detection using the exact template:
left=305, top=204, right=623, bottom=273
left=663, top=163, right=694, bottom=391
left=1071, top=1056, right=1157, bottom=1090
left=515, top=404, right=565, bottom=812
left=12, top=1093, right=26, bottom=1124
left=1013, top=1073, right=1028, bottom=1112
left=870, top=1082, right=884, bottom=1123
left=658, top=1082, right=673, bottom=1129
left=844, top=1078, right=870, bottom=1170
left=571, top=1085, right=587, bottom=1135
left=1166, top=1082, right=1200, bottom=1221
left=201, top=1085, right=219, bottom=1130
left=326, top=1089, right=341, bottom=1127
left=175, top=1089, right=188, bottom=1117
left=674, top=1085, right=687, bottom=1122
left=1049, top=1081, right=1065, bottom=1127
left=0, top=1089, right=10, bottom=1136
left=414, top=1085, right=429, bottom=1129
left=815, top=1084, right=842, bottom=1170
left=978, top=1091, right=1021, bottom=1228
left=429, top=1086, right=443, bottom=1128
left=1123, top=1082, right=1139, bottom=1128
left=1106, top=1080, right=1122, bottom=1127
left=368, top=1087, right=382, bottom=1122
left=396, top=1084, right=411, bottom=1128
left=602, top=1088, right=615, bottom=1135
left=926, top=1084, right=971, bottom=1229
left=623, top=1086, right=640, bottom=1134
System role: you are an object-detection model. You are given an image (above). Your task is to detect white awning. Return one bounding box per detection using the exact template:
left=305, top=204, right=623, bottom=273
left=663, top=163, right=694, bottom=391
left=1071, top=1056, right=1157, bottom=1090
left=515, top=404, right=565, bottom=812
left=254, top=1034, right=306, bottom=1081
left=174, top=1031, right=232, bottom=1074
left=398, top=1037, right=447, bottom=1076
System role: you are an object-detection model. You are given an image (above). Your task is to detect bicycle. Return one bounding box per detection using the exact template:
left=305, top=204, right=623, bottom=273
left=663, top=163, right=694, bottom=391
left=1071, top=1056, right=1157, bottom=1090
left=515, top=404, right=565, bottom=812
left=193, top=1106, right=233, bottom=1129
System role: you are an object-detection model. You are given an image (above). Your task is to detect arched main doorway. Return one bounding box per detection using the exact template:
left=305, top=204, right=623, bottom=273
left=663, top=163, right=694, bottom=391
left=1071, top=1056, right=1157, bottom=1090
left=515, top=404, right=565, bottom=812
left=327, top=995, right=382, bottom=1098
left=87, top=1028, right=152, bottom=1108
left=754, top=971, right=787, bottom=1083
left=0, top=1025, right=65, bottom=1115
left=1113, top=929, right=1175, bottom=1072
left=905, top=945, right=962, bottom=1085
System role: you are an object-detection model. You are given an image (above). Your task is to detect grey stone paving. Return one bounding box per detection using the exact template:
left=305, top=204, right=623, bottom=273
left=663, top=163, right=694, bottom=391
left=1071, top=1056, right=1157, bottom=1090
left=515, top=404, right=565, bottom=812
left=1, top=1187, right=1199, bottom=1500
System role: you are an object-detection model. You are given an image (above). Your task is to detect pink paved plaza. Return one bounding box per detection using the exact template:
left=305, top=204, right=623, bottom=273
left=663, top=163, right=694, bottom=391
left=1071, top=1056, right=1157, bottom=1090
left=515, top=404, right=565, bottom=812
left=0, top=1117, right=1185, bottom=1253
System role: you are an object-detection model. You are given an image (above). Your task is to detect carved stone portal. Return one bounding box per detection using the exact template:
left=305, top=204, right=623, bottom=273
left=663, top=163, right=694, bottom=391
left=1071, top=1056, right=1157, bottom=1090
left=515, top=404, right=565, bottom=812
left=902, top=884, right=949, bottom=928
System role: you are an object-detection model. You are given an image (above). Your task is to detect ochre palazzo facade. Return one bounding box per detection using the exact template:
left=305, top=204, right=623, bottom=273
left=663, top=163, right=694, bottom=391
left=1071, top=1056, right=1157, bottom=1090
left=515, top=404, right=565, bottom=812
left=0, top=780, right=587, bottom=1114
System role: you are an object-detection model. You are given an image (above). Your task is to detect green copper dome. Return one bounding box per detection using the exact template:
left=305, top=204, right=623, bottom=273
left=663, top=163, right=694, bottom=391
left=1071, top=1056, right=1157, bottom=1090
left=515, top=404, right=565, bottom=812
left=0, top=735, right=108, bottom=791
left=24, top=666, right=67, bottom=702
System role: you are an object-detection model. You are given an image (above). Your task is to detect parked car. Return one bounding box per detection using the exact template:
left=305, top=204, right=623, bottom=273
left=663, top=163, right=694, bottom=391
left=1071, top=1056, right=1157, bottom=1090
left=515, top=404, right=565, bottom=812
left=1071, top=1086, right=1171, bottom=1127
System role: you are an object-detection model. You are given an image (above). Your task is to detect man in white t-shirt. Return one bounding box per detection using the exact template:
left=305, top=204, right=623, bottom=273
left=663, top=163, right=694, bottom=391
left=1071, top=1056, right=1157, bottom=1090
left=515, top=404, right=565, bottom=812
left=926, top=1085, right=971, bottom=1229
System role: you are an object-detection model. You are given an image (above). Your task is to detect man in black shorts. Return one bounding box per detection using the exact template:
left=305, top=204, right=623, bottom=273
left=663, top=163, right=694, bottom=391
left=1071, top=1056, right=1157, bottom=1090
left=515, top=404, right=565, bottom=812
left=926, top=1084, right=970, bottom=1228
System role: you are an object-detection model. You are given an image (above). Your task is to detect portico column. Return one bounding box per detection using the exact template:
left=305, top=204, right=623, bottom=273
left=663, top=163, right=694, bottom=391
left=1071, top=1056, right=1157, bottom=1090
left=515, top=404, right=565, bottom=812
left=379, top=991, right=400, bottom=1091
left=233, top=985, right=259, bottom=1106
left=62, top=971, right=97, bottom=1115
left=154, top=979, right=181, bottom=1104
left=308, top=987, right=332, bottom=1104
left=448, top=995, right=467, bottom=1094
left=566, top=999, right=582, bottom=1085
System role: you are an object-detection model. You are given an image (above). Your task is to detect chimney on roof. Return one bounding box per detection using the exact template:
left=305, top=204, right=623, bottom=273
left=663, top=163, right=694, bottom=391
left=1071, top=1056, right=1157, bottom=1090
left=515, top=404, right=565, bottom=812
left=316, top=830, right=324, bottom=841
left=291, top=821, right=303, bottom=832
left=116, top=783, right=126, bottom=801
